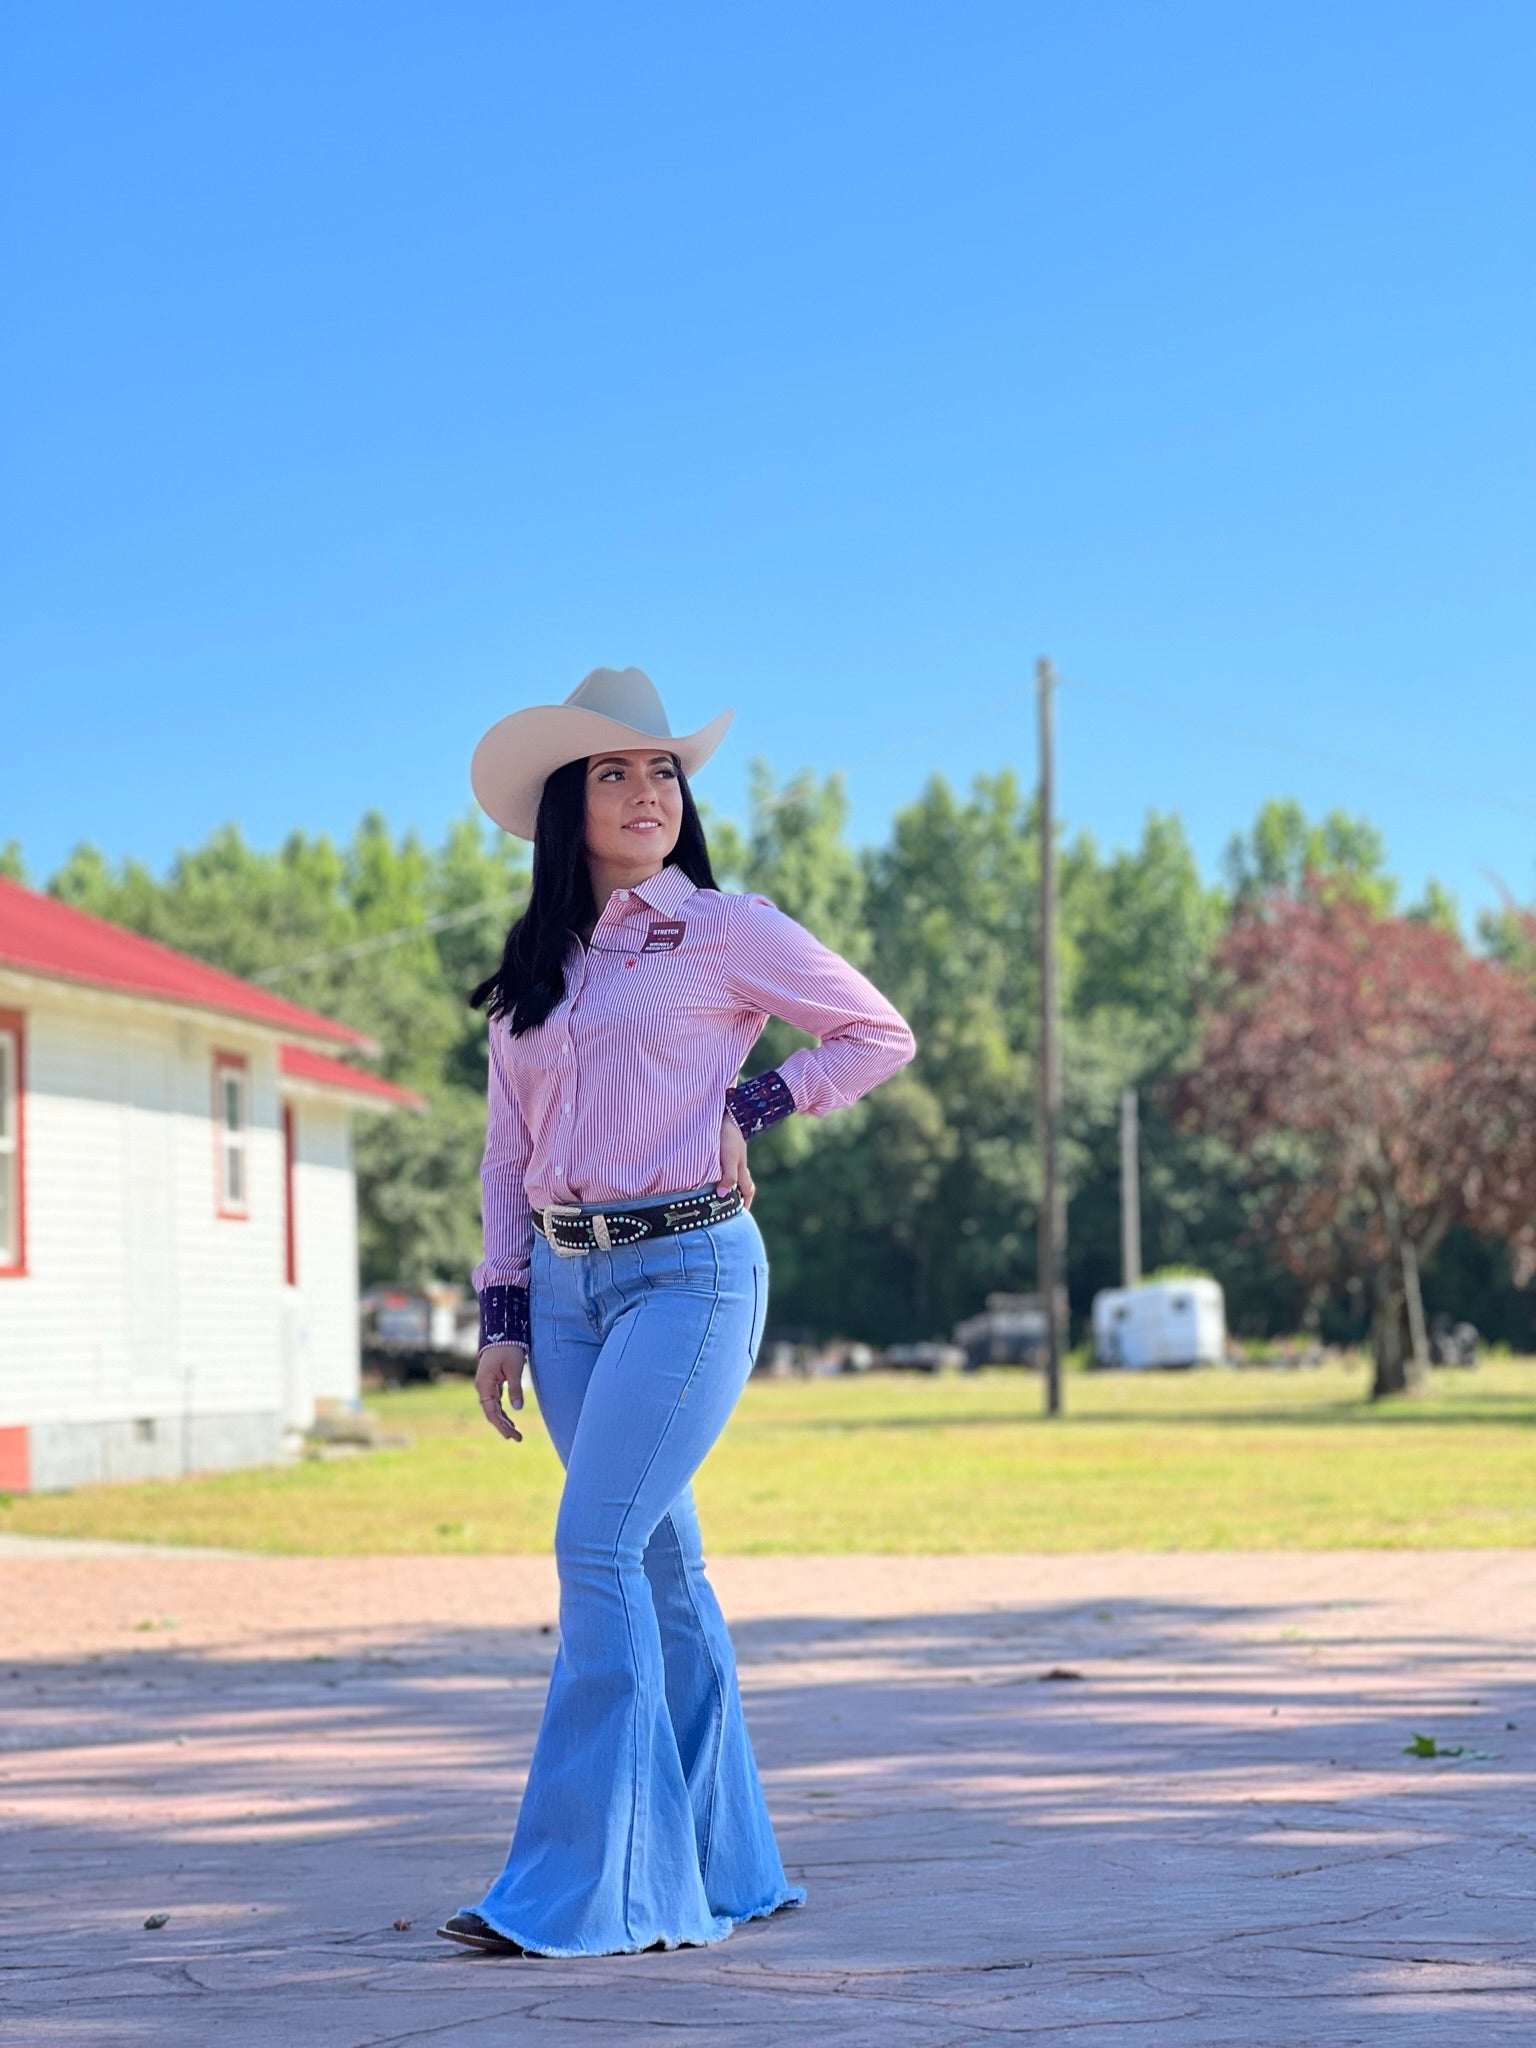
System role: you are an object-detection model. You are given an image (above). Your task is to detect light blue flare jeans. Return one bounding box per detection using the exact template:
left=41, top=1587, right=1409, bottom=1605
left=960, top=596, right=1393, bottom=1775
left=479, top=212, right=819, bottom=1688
left=465, top=1200, right=806, bottom=1956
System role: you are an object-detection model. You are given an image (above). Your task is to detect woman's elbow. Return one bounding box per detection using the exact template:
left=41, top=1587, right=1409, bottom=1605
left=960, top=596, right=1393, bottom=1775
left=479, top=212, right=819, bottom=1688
left=876, top=1017, right=917, bottom=1077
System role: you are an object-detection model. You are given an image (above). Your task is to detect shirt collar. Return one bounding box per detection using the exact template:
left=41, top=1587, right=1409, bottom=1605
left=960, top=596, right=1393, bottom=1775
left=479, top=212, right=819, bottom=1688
left=630, top=864, right=698, bottom=916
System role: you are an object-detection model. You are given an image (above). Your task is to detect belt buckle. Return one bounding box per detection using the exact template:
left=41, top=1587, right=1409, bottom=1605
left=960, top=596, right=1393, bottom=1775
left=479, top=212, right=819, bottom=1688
left=543, top=1202, right=589, bottom=1258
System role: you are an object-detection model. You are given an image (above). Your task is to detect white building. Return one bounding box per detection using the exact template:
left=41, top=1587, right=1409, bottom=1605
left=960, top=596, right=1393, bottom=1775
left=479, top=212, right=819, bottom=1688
left=0, top=877, right=422, bottom=1493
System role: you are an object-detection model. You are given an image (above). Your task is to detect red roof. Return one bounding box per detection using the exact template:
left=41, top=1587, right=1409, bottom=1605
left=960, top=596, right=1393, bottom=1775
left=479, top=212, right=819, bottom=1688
left=0, top=875, right=373, bottom=1050
left=279, top=1044, right=426, bottom=1111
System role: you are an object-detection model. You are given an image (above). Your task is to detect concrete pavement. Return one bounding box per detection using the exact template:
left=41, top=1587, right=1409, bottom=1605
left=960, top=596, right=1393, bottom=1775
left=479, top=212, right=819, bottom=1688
left=2, top=1548, right=1533, bottom=2045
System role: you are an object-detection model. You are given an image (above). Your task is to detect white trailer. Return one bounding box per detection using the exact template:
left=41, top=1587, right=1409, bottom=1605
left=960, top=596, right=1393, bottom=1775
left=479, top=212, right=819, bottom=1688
left=1092, top=1279, right=1226, bottom=1369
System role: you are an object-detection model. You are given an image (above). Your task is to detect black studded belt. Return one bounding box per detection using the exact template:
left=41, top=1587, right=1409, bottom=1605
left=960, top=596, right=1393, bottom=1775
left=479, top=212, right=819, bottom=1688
left=532, top=1186, right=744, bottom=1258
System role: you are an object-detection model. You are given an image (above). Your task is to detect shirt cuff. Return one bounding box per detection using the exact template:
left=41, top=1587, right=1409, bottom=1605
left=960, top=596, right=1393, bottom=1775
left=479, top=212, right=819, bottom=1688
left=478, top=1283, right=530, bottom=1353
left=725, top=1068, right=796, bottom=1140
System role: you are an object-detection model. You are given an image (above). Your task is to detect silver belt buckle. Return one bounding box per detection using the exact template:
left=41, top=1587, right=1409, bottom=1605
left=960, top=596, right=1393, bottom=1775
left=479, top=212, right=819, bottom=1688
left=543, top=1202, right=589, bottom=1258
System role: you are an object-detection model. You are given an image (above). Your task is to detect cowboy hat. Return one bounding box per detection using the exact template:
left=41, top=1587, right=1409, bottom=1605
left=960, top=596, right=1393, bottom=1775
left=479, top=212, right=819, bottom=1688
left=470, top=668, right=735, bottom=840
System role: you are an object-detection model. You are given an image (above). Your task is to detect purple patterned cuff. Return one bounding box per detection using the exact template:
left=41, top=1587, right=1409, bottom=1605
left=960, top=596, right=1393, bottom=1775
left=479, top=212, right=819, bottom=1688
left=725, top=1068, right=796, bottom=1141
left=478, top=1283, right=530, bottom=1353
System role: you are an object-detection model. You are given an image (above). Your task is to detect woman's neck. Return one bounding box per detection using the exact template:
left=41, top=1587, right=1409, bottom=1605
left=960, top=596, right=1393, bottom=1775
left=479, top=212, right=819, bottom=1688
left=586, top=857, right=665, bottom=925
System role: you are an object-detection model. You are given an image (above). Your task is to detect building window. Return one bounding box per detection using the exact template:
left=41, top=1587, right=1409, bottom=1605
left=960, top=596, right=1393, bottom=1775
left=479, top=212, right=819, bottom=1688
left=282, top=1102, right=297, bottom=1286
left=0, top=1011, right=25, bottom=1275
left=214, top=1051, right=249, bottom=1218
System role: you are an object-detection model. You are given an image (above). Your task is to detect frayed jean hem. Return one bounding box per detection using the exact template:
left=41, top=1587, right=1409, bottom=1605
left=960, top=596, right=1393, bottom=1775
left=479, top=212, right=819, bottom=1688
left=459, top=1885, right=807, bottom=1959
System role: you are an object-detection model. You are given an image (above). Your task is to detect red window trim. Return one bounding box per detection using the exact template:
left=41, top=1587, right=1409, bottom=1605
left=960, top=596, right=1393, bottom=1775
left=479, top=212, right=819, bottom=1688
left=282, top=1101, right=298, bottom=1287
left=0, top=1008, right=27, bottom=1278
left=212, top=1049, right=251, bottom=1221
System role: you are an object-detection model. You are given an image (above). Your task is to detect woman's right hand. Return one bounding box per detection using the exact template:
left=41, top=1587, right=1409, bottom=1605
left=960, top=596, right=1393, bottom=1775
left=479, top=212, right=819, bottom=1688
left=475, top=1343, right=528, bottom=1442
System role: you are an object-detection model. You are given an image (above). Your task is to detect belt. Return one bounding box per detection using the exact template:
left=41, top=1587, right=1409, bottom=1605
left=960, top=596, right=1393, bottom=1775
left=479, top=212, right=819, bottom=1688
left=532, top=1186, right=744, bottom=1258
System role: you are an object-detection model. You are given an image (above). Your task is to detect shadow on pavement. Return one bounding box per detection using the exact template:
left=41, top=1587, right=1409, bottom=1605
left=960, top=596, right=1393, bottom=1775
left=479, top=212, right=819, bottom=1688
left=4, top=1569, right=1534, bottom=2046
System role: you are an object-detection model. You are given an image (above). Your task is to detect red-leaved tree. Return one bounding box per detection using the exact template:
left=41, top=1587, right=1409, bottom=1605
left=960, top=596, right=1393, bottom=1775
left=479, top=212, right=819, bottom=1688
left=1175, top=889, right=1536, bottom=1398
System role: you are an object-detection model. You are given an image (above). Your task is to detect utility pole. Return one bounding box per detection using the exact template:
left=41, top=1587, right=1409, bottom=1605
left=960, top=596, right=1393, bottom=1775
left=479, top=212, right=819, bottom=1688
left=1036, top=657, right=1065, bottom=1416
left=1119, top=1087, right=1142, bottom=1288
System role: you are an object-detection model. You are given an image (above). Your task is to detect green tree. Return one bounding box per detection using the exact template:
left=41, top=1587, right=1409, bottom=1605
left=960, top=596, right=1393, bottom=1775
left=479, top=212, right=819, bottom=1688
left=1406, top=879, right=1460, bottom=933
left=1223, top=798, right=1396, bottom=913
left=42, top=815, right=529, bottom=1291
left=29, top=782, right=1527, bottom=1354
left=1480, top=899, right=1536, bottom=988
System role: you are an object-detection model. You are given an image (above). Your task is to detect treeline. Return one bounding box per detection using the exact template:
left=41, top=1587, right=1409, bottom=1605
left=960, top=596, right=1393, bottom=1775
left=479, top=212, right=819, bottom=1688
left=4, top=779, right=1531, bottom=1349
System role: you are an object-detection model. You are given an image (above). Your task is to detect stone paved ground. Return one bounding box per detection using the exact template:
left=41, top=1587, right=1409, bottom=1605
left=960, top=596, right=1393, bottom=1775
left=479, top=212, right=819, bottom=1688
left=1, top=1546, right=1533, bottom=2047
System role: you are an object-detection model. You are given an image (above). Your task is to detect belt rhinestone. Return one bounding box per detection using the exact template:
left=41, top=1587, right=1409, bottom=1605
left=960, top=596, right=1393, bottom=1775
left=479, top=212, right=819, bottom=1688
left=533, top=1186, right=744, bottom=1258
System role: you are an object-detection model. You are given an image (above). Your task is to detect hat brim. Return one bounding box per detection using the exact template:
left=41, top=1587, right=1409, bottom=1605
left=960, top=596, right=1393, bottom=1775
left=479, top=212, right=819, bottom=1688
left=471, top=704, right=735, bottom=839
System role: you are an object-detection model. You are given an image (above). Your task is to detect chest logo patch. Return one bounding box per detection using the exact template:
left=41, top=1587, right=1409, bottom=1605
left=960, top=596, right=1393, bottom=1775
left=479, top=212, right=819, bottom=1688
left=640, top=919, right=687, bottom=953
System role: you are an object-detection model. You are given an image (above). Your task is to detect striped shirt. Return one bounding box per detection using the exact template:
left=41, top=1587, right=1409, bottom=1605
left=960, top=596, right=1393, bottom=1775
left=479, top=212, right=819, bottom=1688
left=473, top=862, right=915, bottom=1343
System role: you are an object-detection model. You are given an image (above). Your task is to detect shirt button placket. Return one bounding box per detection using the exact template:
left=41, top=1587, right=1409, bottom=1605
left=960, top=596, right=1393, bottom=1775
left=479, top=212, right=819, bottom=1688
left=559, top=958, right=582, bottom=1197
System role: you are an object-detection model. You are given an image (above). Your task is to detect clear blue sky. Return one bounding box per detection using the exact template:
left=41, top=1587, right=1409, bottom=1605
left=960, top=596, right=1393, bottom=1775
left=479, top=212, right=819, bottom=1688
left=3, top=1, right=1532, bottom=924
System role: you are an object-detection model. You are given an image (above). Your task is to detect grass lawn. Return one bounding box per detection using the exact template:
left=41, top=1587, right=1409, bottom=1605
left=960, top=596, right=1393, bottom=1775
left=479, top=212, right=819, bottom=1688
left=3, top=1355, right=1533, bottom=1554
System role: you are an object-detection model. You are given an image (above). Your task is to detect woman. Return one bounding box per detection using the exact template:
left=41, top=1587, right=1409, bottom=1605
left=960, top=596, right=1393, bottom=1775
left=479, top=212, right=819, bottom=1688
left=440, top=667, right=915, bottom=1959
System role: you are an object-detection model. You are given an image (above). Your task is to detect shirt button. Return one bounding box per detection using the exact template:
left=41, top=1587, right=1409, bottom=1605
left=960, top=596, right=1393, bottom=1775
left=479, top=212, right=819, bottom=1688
left=625, top=959, right=636, bottom=969
left=561, top=1104, right=571, bottom=1117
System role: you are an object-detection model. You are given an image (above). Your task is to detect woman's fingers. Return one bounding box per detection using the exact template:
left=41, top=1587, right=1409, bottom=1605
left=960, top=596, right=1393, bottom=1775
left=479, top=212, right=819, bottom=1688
left=718, top=1115, right=755, bottom=1208
left=475, top=1343, right=527, bottom=1442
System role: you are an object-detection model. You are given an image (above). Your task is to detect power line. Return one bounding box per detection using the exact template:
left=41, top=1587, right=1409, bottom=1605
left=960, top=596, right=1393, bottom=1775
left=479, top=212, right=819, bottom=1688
left=1059, top=673, right=1536, bottom=822
left=762, top=670, right=1533, bottom=822
left=252, top=897, right=518, bottom=986
left=815, top=685, right=1033, bottom=780
left=251, top=671, right=1530, bottom=986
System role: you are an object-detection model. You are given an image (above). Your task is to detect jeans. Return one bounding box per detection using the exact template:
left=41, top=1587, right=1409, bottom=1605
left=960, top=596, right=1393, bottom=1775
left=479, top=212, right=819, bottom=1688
left=467, top=1200, right=806, bottom=1955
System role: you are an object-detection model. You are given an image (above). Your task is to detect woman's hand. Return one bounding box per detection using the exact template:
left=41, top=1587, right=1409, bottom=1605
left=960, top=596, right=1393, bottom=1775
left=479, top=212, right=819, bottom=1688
left=718, top=1112, right=755, bottom=1210
left=475, top=1342, right=528, bottom=1442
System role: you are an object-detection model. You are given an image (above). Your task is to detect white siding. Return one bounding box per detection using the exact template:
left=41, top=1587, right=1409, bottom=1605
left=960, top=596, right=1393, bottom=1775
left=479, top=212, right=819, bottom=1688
left=0, top=995, right=137, bottom=1423
left=0, top=977, right=353, bottom=1468
left=170, top=1023, right=285, bottom=1418
left=281, top=1097, right=361, bottom=1421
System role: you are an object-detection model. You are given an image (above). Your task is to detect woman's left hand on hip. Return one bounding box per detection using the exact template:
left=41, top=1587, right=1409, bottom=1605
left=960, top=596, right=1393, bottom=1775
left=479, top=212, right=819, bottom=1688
left=717, top=1113, right=755, bottom=1209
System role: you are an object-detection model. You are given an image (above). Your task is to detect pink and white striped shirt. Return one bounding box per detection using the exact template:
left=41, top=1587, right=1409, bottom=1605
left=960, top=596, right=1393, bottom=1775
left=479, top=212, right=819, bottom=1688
left=473, top=863, right=916, bottom=1316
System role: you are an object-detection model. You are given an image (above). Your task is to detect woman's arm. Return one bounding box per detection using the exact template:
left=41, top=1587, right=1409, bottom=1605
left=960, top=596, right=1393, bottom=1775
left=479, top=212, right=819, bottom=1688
left=472, top=1022, right=534, bottom=1354
left=722, top=894, right=916, bottom=1136
left=473, top=1023, right=534, bottom=1442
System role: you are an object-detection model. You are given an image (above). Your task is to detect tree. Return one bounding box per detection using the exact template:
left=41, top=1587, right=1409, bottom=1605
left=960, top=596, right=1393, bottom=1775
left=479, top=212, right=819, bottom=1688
left=1406, top=879, right=1460, bottom=933
left=40, top=813, right=529, bottom=1291
left=1176, top=889, right=1536, bottom=1397
left=1070, top=810, right=1225, bottom=1060
left=17, top=787, right=1529, bottom=1357
left=1223, top=799, right=1396, bottom=913
left=1480, top=897, right=1536, bottom=990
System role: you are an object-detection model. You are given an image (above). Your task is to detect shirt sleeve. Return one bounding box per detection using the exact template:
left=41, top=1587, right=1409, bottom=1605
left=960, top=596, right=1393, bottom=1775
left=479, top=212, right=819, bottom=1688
left=725, top=1067, right=797, bottom=1139
left=724, top=894, right=917, bottom=1117
left=472, top=1022, right=534, bottom=1342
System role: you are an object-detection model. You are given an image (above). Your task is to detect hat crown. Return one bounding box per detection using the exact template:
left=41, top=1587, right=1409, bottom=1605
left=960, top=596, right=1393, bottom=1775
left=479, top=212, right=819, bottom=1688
left=566, top=666, right=672, bottom=738
left=470, top=668, right=733, bottom=839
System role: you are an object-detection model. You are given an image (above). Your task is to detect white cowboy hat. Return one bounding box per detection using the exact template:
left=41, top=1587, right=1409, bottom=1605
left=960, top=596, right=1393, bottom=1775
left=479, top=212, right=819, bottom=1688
left=470, top=668, right=735, bottom=840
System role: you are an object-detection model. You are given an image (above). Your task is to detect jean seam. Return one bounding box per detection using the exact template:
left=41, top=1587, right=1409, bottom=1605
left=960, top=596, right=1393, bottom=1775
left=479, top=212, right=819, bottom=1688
left=680, top=1228, right=732, bottom=1883
left=576, top=1302, right=649, bottom=1943
left=666, top=1513, right=728, bottom=1880
left=607, top=1282, right=725, bottom=1938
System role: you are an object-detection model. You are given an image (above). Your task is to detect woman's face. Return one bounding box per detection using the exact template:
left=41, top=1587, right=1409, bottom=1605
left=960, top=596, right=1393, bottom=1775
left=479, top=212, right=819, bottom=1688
left=583, top=749, right=684, bottom=875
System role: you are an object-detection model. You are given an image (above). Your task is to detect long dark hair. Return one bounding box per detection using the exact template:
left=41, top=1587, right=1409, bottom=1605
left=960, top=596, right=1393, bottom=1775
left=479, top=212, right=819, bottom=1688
left=470, top=753, right=719, bottom=1035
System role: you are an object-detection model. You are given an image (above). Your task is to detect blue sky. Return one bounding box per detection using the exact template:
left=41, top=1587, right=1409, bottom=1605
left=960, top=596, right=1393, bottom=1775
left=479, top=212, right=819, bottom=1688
left=3, top=1, right=1532, bottom=923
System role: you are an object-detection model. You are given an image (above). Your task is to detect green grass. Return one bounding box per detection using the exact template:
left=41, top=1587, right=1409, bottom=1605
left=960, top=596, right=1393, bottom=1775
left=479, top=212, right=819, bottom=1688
left=3, top=1356, right=1533, bottom=1554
